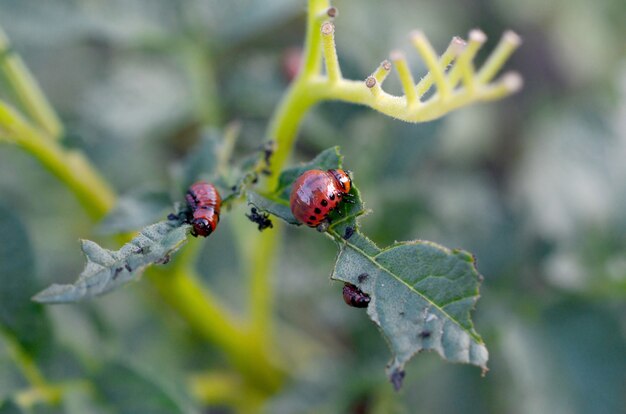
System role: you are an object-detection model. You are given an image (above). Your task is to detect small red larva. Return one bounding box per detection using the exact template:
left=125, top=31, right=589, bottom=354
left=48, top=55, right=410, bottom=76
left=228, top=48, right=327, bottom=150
left=342, top=283, right=370, bottom=308
left=289, top=169, right=351, bottom=227
left=185, top=181, right=221, bottom=237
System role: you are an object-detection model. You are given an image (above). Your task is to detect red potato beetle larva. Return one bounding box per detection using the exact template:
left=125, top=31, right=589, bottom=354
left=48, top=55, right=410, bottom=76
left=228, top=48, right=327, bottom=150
left=289, top=169, right=352, bottom=228
left=186, top=181, right=221, bottom=237
left=342, top=283, right=370, bottom=308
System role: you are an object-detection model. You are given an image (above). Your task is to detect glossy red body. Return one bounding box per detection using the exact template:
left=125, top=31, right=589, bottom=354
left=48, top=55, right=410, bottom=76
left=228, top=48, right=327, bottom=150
left=289, top=169, right=351, bottom=227
left=186, top=182, right=221, bottom=237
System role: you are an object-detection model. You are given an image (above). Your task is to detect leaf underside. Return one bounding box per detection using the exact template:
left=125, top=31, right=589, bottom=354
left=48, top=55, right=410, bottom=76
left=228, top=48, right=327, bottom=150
left=33, top=221, right=191, bottom=303
left=248, top=146, right=488, bottom=388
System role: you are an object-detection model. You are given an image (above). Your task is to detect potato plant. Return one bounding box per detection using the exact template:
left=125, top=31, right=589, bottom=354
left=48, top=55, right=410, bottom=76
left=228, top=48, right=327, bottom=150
left=0, top=0, right=523, bottom=412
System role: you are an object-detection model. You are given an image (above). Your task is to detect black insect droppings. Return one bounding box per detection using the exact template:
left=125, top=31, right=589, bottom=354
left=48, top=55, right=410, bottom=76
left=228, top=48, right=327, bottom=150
left=357, top=272, right=368, bottom=283
left=246, top=207, right=273, bottom=231
left=418, top=330, right=431, bottom=339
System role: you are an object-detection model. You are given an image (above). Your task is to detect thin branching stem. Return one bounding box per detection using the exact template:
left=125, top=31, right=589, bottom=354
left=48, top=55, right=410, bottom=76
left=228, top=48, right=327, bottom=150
left=410, top=30, right=450, bottom=101
left=416, top=36, right=465, bottom=98
left=477, top=30, right=522, bottom=83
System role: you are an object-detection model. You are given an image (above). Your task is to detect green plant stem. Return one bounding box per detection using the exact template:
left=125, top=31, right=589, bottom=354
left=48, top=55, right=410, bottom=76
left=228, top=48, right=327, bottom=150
left=0, top=27, right=63, bottom=139
left=182, top=43, right=222, bottom=126
left=148, top=264, right=284, bottom=393
left=1, top=332, right=62, bottom=406
left=0, top=102, right=114, bottom=219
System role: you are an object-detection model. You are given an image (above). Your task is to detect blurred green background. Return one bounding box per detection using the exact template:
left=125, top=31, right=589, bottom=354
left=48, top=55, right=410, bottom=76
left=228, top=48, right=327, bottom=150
left=1, top=0, right=625, bottom=413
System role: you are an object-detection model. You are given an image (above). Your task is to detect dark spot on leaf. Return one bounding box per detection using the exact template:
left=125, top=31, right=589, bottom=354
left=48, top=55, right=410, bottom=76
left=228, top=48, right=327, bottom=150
left=390, top=369, right=405, bottom=391
left=343, top=226, right=355, bottom=240
left=357, top=272, right=368, bottom=283
left=231, top=186, right=237, bottom=191
left=113, top=267, right=123, bottom=280
left=156, top=255, right=170, bottom=265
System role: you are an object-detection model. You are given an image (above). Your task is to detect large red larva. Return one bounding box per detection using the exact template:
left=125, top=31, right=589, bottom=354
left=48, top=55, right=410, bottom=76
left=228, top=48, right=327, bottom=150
left=185, top=181, right=221, bottom=237
left=289, top=169, right=352, bottom=228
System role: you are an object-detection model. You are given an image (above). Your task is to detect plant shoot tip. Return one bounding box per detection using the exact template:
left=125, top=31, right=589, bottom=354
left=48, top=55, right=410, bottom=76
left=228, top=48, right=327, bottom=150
left=365, top=76, right=377, bottom=88
left=389, top=50, right=405, bottom=61
left=502, top=72, right=523, bottom=91
left=409, top=30, right=426, bottom=42
left=469, top=29, right=487, bottom=43
left=449, top=36, right=467, bottom=54
left=327, top=7, right=337, bottom=18
left=321, top=22, right=334, bottom=35
left=503, top=30, right=522, bottom=46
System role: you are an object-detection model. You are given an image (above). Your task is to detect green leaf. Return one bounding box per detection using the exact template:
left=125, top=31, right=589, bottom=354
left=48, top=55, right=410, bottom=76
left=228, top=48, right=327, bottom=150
left=93, top=361, right=192, bottom=414
left=329, top=229, right=488, bottom=389
left=98, top=187, right=171, bottom=234
left=178, top=128, right=220, bottom=191
left=32, top=221, right=191, bottom=303
left=0, top=400, right=22, bottom=414
left=0, top=203, right=53, bottom=358
left=247, top=146, right=362, bottom=225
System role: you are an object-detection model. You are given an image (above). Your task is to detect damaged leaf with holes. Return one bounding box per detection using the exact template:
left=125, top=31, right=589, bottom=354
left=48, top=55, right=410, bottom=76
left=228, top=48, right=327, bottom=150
left=33, top=221, right=191, bottom=303
left=247, top=147, right=487, bottom=389
left=330, top=232, right=488, bottom=389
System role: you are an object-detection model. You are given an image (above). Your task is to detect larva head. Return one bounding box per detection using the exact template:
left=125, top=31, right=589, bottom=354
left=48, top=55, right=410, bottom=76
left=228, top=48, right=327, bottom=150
left=328, top=169, right=351, bottom=194
left=192, top=217, right=215, bottom=237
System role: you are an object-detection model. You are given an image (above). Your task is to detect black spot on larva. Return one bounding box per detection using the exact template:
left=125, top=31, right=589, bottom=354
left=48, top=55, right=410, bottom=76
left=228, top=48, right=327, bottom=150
left=337, top=193, right=342, bottom=198
left=329, top=194, right=335, bottom=200
left=419, top=330, right=431, bottom=339
left=321, top=199, right=328, bottom=207
left=124, top=263, right=132, bottom=272
left=314, top=208, right=321, bottom=214
left=309, top=215, right=316, bottom=221
left=357, top=273, right=368, bottom=283
left=167, top=213, right=177, bottom=221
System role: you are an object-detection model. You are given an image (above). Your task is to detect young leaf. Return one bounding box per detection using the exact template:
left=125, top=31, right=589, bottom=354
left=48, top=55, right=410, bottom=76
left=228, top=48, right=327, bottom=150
left=98, top=188, right=172, bottom=235
left=0, top=203, right=54, bottom=359
left=177, top=128, right=220, bottom=191
left=247, top=146, right=348, bottom=224
left=32, top=221, right=191, bottom=303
